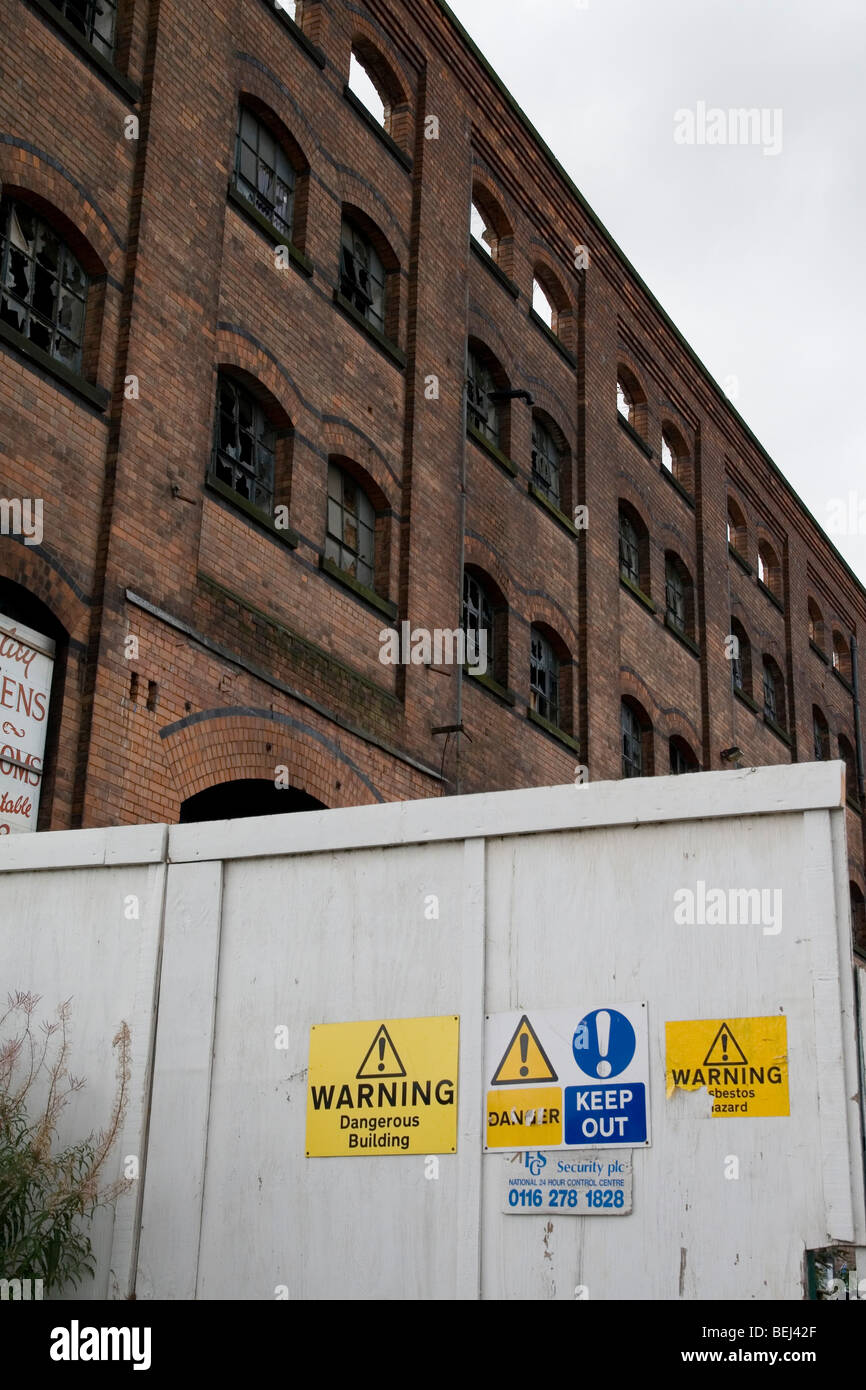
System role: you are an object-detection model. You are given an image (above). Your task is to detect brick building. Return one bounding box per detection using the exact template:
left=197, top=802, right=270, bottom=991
left=1, top=0, right=864, bottom=950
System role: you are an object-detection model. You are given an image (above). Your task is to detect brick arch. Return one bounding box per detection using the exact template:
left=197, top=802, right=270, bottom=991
left=0, top=541, right=89, bottom=643
left=321, top=420, right=397, bottom=507
left=467, top=314, right=516, bottom=385
left=231, top=58, right=320, bottom=157
left=617, top=476, right=652, bottom=523
left=213, top=326, right=303, bottom=430
left=0, top=146, right=123, bottom=280
left=527, top=597, right=577, bottom=658
left=619, top=668, right=662, bottom=726
left=335, top=179, right=407, bottom=261
left=528, top=391, right=574, bottom=454
left=655, top=705, right=702, bottom=750
left=159, top=709, right=383, bottom=809
left=463, top=535, right=514, bottom=611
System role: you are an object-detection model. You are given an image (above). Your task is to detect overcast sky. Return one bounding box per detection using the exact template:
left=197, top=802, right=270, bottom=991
left=451, top=0, right=866, bottom=588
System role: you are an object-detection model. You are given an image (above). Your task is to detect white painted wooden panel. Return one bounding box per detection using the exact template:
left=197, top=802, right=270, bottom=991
left=0, top=863, right=165, bottom=1298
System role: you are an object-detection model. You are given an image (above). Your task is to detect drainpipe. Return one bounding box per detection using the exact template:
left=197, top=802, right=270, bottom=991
left=852, top=636, right=865, bottom=806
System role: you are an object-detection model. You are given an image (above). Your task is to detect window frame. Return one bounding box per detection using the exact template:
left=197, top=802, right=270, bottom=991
left=325, top=461, right=377, bottom=591
left=530, top=627, right=560, bottom=728
left=234, top=105, right=297, bottom=242
left=0, top=197, right=90, bottom=374
left=340, top=217, right=386, bottom=335
left=210, top=374, right=277, bottom=519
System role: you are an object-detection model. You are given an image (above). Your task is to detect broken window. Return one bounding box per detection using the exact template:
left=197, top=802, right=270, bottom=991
left=621, top=701, right=643, bottom=778
left=325, top=463, right=375, bottom=589
left=467, top=349, right=499, bottom=448
left=812, top=706, right=830, bottom=761
left=531, top=418, right=561, bottom=509
left=0, top=199, right=89, bottom=372
left=762, top=657, right=780, bottom=725
left=532, top=278, right=554, bottom=329
left=462, top=571, right=493, bottom=669
left=618, top=510, right=641, bottom=588
left=340, top=219, right=385, bottom=334
left=616, top=378, right=633, bottom=422
left=530, top=628, right=559, bottom=726
left=665, top=556, right=686, bottom=634
left=51, top=0, right=118, bottom=59
left=235, top=107, right=296, bottom=240
left=470, top=202, right=494, bottom=257
left=669, top=738, right=698, bottom=774
left=348, top=51, right=386, bottom=126
left=211, top=375, right=275, bottom=516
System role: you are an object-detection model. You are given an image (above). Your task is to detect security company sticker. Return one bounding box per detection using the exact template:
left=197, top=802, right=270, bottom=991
left=501, top=1150, right=633, bottom=1215
left=484, top=1005, right=650, bottom=1151
left=306, top=1015, right=459, bottom=1156
left=665, top=1015, right=789, bottom=1117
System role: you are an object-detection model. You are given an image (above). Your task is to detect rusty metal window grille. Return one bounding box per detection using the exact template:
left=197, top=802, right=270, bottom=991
left=622, top=701, right=642, bottom=778
left=531, top=418, right=560, bottom=509
left=340, top=220, right=385, bottom=333
left=0, top=199, right=88, bottom=372
left=50, top=0, right=117, bottom=58
left=211, top=376, right=275, bottom=516
left=235, top=107, right=295, bottom=240
left=467, top=351, right=499, bottom=448
left=530, top=628, right=559, bottom=726
left=619, top=511, right=640, bottom=588
left=326, top=463, right=375, bottom=589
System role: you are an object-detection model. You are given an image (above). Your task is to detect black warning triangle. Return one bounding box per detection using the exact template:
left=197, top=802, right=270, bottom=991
left=703, top=1021, right=747, bottom=1067
left=491, top=1014, right=558, bottom=1085
left=356, top=1023, right=406, bottom=1079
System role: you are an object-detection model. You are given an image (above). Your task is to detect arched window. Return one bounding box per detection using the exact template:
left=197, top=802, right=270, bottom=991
left=234, top=104, right=299, bottom=241
left=619, top=504, right=649, bottom=594
left=622, top=698, right=652, bottom=778
left=808, top=598, right=825, bottom=651
left=0, top=580, right=67, bottom=834
left=832, top=630, right=852, bottom=682
left=850, top=882, right=866, bottom=958
left=669, top=736, right=699, bottom=774
left=531, top=414, right=564, bottom=510
left=467, top=341, right=507, bottom=452
left=727, top=496, right=747, bottom=559
left=762, top=655, right=786, bottom=729
left=812, top=706, right=830, bottom=761
left=0, top=197, right=90, bottom=371
left=326, top=462, right=376, bottom=590
left=730, top=617, right=752, bottom=697
left=661, top=425, right=694, bottom=494
left=532, top=278, right=554, bottom=328
left=839, top=734, right=859, bottom=808
left=348, top=50, right=386, bottom=125
left=340, top=215, right=387, bottom=334
left=211, top=373, right=277, bottom=516
left=180, top=779, right=326, bottom=822
left=469, top=183, right=513, bottom=274
left=530, top=627, right=560, bottom=727
left=757, top=539, right=782, bottom=599
left=665, top=553, right=695, bottom=640
left=616, top=365, right=647, bottom=438
left=52, top=0, right=118, bottom=59
left=463, top=568, right=507, bottom=685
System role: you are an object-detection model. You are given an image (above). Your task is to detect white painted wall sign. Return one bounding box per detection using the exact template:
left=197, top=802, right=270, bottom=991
left=501, top=1150, right=633, bottom=1215
left=0, top=614, right=55, bottom=833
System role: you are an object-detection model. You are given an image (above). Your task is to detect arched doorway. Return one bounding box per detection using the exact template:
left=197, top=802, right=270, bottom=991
left=179, top=778, right=326, bottom=823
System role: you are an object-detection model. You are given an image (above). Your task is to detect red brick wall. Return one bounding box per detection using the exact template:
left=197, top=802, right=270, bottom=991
left=0, top=0, right=864, bottom=909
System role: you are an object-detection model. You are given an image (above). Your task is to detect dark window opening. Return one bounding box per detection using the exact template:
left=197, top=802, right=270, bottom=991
left=340, top=218, right=385, bottom=333
left=530, top=627, right=559, bottom=727
left=531, top=417, right=561, bottom=509
left=467, top=349, right=500, bottom=449
left=50, top=0, right=117, bottom=59
left=235, top=106, right=296, bottom=240
left=0, top=198, right=89, bottom=372
left=179, top=779, right=326, bottom=823
left=211, top=375, right=276, bottom=516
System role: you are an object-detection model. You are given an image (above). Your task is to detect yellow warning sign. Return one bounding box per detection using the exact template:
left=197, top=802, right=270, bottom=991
left=665, top=1015, right=789, bottom=1118
left=306, top=1015, right=459, bottom=1156
left=491, top=1014, right=558, bottom=1085
left=486, top=1087, right=563, bottom=1148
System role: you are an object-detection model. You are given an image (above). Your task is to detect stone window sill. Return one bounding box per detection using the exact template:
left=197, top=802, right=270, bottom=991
left=27, top=0, right=141, bottom=101
left=528, top=308, right=577, bottom=368
left=343, top=86, right=413, bottom=170
left=618, top=412, right=653, bottom=460
left=660, top=465, right=695, bottom=509
left=620, top=575, right=655, bottom=615
left=470, top=239, right=519, bottom=299
left=227, top=182, right=313, bottom=276
left=664, top=615, right=700, bottom=657
left=528, top=482, right=578, bottom=536
left=205, top=476, right=299, bottom=549
left=526, top=706, right=580, bottom=753
left=809, top=639, right=829, bottom=665
left=332, top=291, right=406, bottom=368
left=467, top=424, right=518, bottom=478
left=758, top=578, right=784, bottom=613
left=832, top=666, right=855, bottom=696
left=0, top=318, right=109, bottom=412
left=729, top=544, right=752, bottom=575
left=319, top=553, right=398, bottom=620
left=258, top=0, right=326, bottom=67
left=763, top=713, right=791, bottom=747
left=465, top=667, right=516, bottom=706
left=734, top=686, right=760, bottom=715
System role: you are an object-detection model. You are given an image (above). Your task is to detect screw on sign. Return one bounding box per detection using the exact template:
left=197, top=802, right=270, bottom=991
left=573, top=1009, right=636, bottom=1079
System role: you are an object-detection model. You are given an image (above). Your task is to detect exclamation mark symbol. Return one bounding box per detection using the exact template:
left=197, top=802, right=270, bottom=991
left=596, top=1011, right=612, bottom=1077
left=378, top=1035, right=386, bottom=1071
left=519, top=1030, right=529, bottom=1077
left=721, top=1031, right=729, bottom=1062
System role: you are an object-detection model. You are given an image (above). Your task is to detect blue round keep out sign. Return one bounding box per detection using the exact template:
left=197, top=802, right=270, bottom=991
left=573, top=1008, right=636, bottom=1079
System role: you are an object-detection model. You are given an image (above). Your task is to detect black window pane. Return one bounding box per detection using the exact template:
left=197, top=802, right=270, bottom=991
left=52, top=0, right=118, bottom=57
left=0, top=199, right=88, bottom=371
